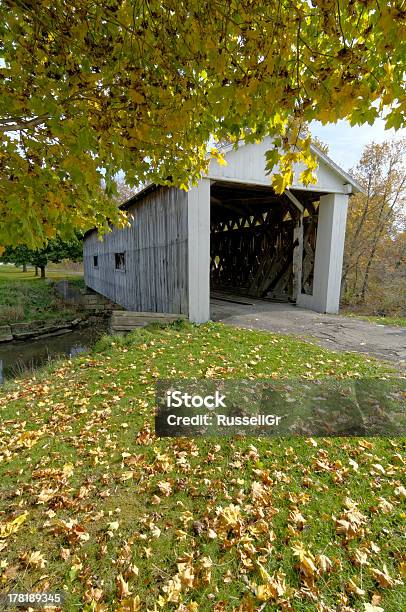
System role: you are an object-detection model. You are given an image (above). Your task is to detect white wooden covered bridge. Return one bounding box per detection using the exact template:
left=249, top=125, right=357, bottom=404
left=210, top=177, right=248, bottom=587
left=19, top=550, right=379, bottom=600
left=83, top=137, right=362, bottom=323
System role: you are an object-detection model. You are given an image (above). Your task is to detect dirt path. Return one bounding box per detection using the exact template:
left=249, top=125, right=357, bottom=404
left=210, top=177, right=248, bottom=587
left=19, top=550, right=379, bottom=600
left=210, top=297, right=406, bottom=368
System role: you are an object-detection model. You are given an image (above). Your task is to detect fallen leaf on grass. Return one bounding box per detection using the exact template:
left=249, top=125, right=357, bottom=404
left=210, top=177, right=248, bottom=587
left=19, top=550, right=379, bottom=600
left=178, top=562, right=195, bottom=588
left=371, top=463, right=386, bottom=475
left=0, top=564, right=18, bottom=582
left=346, top=578, right=365, bottom=596
left=363, top=604, right=384, bottom=612
left=333, top=499, right=367, bottom=540
left=0, top=512, right=29, bottom=538
left=149, top=523, right=161, bottom=538
left=316, top=554, right=332, bottom=573
left=68, top=555, right=83, bottom=580
left=288, top=508, right=306, bottom=530
left=107, top=521, right=120, bottom=531
left=62, top=463, right=74, bottom=477
left=177, top=603, right=199, bottom=612
left=20, top=550, right=47, bottom=569
left=157, top=480, right=172, bottom=496
left=116, top=573, right=132, bottom=599
left=162, top=573, right=182, bottom=603
left=15, top=429, right=44, bottom=449
left=200, top=556, right=213, bottom=585
left=84, top=587, right=104, bottom=603
left=124, top=564, right=139, bottom=579
left=120, top=471, right=134, bottom=482
left=394, top=485, right=406, bottom=499
left=291, top=542, right=317, bottom=577
left=370, top=565, right=399, bottom=588
left=374, top=497, right=393, bottom=514
left=49, top=519, right=89, bottom=544
left=371, top=593, right=383, bottom=605
left=348, top=458, right=359, bottom=471
left=116, top=595, right=141, bottom=611
left=247, top=564, right=291, bottom=603
left=351, top=547, right=370, bottom=567
left=223, top=569, right=233, bottom=583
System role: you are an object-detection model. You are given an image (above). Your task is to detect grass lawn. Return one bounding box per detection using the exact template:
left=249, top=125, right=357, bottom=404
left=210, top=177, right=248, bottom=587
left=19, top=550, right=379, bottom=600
left=343, top=312, right=406, bottom=328
left=0, top=265, right=83, bottom=283
left=0, top=266, right=84, bottom=324
left=0, top=322, right=404, bottom=611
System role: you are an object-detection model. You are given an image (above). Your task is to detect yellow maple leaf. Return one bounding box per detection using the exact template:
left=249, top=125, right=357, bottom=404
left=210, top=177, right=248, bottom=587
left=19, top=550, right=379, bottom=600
left=0, top=512, right=29, bottom=538
left=271, top=173, right=289, bottom=194
left=210, top=148, right=227, bottom=167
left=116, top=595, right=141, bottom=611
left=62, top=463, right=74, bottom=478
left=291, top=542, right=317, bottom=576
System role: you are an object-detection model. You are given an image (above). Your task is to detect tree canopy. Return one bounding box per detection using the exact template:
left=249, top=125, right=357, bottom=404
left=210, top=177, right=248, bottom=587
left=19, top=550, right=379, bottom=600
left=343, top=137, right=405, bottom=310
left=1, top=0, right=404, bottom=247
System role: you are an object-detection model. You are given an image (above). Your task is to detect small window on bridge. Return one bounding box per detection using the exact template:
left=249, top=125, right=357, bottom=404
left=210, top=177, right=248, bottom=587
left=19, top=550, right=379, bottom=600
left=93, top=255, right=98, bottom=268
left=115, top=252, right=125, bottom=270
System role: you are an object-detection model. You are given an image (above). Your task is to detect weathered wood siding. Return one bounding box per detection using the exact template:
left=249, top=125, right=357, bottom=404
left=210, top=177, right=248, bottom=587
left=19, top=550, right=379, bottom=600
left=83, top=187, right=188, bottom=315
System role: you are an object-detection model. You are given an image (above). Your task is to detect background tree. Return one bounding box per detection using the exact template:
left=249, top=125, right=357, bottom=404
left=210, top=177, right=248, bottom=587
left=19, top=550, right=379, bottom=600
left=1, top=245, right=32, bottom=272
left=1, top=235, right=83, bottom=278
left=114, top=177, right=138, bottom=205
left=342, top=138, right=406, bottom=315
left=1, top=1, right=404, bottom=247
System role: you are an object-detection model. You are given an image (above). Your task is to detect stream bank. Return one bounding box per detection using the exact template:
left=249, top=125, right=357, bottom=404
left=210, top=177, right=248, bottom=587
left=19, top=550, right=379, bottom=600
left=0, top=324, right=106, bottom=382
left=0, top=280, right=122, bottom=381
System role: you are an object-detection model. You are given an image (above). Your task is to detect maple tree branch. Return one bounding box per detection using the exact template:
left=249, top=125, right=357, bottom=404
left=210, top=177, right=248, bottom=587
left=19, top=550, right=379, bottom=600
left=336, top=1, right=347, bottom=49
left=0, top=114, right=49, bottom=133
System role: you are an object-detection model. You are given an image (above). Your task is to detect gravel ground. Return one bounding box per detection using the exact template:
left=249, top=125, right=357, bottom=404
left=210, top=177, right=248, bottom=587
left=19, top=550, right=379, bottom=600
left=210, top=296, right=406, bottom=369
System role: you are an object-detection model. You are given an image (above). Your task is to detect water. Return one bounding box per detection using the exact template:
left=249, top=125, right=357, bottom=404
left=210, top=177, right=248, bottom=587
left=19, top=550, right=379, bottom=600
left=0, top=326, right=106, bottom=383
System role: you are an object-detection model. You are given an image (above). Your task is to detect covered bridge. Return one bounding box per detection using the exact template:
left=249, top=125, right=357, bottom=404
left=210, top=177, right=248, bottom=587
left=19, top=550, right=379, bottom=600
left=83, top=137, right=361, bottom=323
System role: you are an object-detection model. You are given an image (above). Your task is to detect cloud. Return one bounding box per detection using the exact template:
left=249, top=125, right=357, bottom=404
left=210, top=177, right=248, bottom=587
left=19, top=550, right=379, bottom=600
left=310, top=119, right=406, bottom=171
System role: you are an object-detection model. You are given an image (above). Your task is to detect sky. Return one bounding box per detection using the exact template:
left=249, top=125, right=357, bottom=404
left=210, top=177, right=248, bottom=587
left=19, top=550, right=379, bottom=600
left=310, top=118, right=405, bottom=172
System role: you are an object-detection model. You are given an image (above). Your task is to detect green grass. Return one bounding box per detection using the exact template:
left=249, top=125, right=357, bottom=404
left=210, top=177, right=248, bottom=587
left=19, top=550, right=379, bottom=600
left=0, top=322, right=404, bottom=611
left=0, top=266, right=84, bottom=324
left=0, top=265, right=83, bottom=282
left=344, top=312, right=406, bottom=328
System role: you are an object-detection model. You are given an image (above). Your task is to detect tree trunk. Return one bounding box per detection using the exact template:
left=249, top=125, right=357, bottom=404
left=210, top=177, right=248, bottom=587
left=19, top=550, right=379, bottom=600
left=359, top=192, right=394, bottom=301
left=22, top=263, right=27, bottom=272
left=359, top=226, right=385, bottom=301
left=35, top=266, right=38, bottom=276
left=40, top=266, right=46, bottom=278
left=359, top=250, right=375, bottom=302
left=342, top=174, right=372, bottom=286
